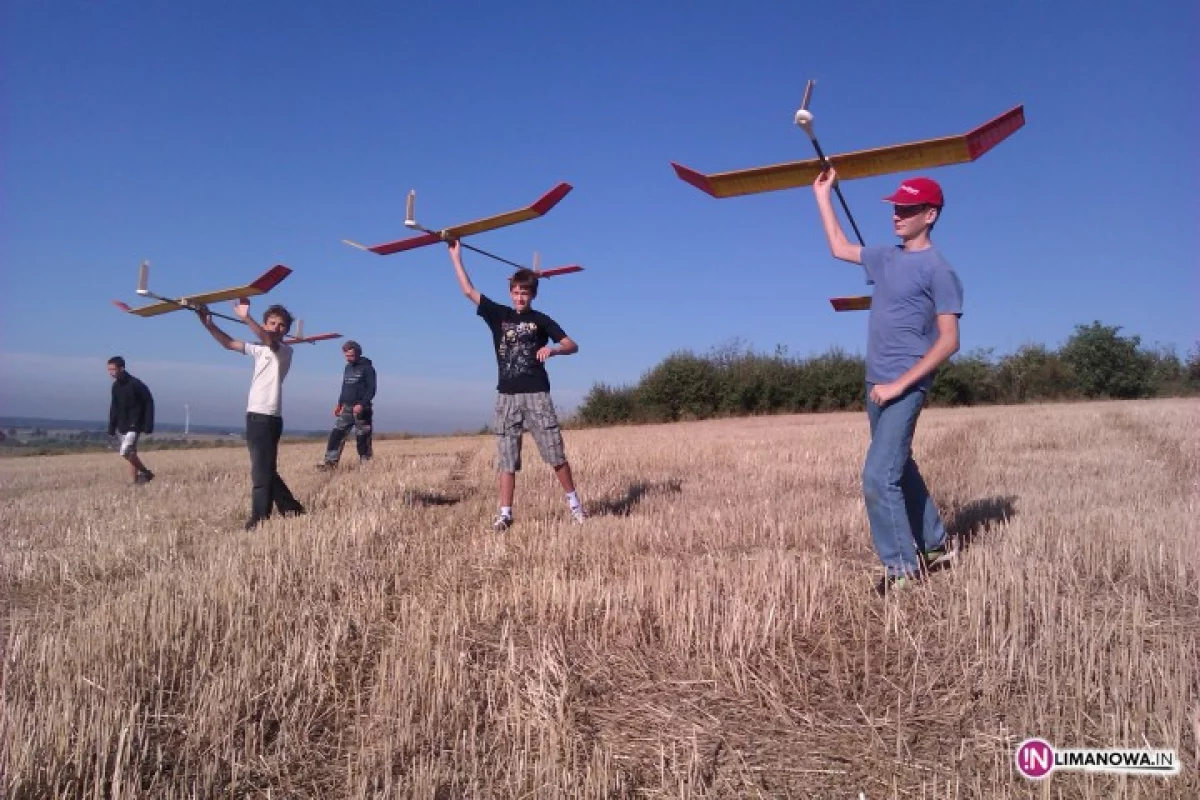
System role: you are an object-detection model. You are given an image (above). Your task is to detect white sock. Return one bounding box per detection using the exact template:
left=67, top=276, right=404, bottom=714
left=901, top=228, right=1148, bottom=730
left=565, top=491, right=580, bottom=509
left=500, top=506, right=512, bottom=519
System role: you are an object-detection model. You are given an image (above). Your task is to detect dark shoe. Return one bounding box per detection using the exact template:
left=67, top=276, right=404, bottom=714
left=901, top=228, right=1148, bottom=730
left=316, top=461, right=337, bottom=471
left=244, top=516, right=265, bottom=531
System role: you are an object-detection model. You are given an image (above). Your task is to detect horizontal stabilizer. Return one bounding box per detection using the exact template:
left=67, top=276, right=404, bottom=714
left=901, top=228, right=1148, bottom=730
left=830, top=296, right=872, bottom=312
left=287, top=332, right=342, bottom=344
left=537, top=265, right=584, bottom=278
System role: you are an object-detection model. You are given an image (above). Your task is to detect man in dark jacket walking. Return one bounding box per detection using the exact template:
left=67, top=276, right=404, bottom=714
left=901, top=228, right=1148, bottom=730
left=318, top=341, right=377, bottom=468
left=107, top=356, right=156, bottom=484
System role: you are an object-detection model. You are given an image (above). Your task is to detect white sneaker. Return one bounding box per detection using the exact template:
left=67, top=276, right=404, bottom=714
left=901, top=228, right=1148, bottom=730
left=492, top=514, right=513, bottom=532
left=570, top=505, right=588, bottom=524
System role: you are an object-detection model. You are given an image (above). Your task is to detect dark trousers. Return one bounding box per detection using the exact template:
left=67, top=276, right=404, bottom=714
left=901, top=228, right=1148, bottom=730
left=246, top=412, right=303, bottom=522
left=324, top=406, right=373, bottom=463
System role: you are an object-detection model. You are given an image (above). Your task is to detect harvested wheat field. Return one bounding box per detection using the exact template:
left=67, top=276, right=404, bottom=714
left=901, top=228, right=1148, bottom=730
left=3, top=397, right=1198, bottom=798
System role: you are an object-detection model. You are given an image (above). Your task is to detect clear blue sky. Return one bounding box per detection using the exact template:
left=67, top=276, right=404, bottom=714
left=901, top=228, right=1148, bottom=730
left=2, top=0, right=1196, bottom=432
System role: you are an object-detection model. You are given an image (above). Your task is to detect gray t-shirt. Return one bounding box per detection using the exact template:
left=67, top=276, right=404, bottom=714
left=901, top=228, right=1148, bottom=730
left=861, top=244, right=963, bottom=389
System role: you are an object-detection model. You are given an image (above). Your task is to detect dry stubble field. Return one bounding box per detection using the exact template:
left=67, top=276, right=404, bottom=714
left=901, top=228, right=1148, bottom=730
left=3, top=397, right=1199, bottom=798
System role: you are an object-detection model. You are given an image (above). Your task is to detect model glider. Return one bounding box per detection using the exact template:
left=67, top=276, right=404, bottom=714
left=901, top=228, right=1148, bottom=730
left=343, top=184, right=584, bottom=278
left=112, top=261, right=342, bottom=344
left=671, top=104, right=1025, bottom=200
left=672, top=80, right=1025, bottom=312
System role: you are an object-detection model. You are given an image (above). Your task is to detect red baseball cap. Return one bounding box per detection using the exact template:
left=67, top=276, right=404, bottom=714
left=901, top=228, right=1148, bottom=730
left=883, top=177, right=943, bottom=207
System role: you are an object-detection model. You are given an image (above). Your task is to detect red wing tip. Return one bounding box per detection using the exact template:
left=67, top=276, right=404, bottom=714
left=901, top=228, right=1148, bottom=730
left=974, top=104, right=1026, bottom=133
left=966, top=104, right=1026, bottom=159
left=671, top=162, right=718, bottom=197
left=996, top=103, right=1024, bottom=121
left=250, top=264, right=292, bottom=292
left=112, top=300, right=132, bottom=312
left=530, top=182, right=574, bottom=214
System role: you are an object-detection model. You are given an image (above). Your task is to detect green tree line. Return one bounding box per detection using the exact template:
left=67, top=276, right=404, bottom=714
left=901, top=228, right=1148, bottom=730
left=575, top=321, right=1200, bottom=426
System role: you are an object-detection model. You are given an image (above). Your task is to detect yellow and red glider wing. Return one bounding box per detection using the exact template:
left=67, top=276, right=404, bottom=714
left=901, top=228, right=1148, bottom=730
left=830, top=296, right=872, bottom=312
left=345, top=231, right=442, bottom=256
left=112, top=299, right=185, bottom=317
left=442, top=182, right=573, bottom=239
left=673, top=105, right=1025, bottom=199
left=177, top=264, right=292, bottom=305
left=346, top=183, right=574, bottom=256
left=112, top=265, right=292, bottom=317
left=672, top=159, right=824, bottom=198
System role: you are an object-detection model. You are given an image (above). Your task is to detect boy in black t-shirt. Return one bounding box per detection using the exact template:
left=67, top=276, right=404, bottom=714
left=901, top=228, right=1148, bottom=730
left=446, top=240, right=586, bottom=531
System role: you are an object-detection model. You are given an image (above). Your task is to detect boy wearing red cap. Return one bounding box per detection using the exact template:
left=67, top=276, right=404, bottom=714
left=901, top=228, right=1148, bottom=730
left=813, top=169, right=963, bottom=594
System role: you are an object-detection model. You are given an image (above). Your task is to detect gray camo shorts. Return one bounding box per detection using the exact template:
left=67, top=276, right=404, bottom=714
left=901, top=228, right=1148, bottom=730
left=493, top=391, right=566, bottom=472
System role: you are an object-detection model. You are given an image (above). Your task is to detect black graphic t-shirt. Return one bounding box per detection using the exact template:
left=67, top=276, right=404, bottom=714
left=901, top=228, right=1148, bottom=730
left=477, top=295, right=568, bottom=394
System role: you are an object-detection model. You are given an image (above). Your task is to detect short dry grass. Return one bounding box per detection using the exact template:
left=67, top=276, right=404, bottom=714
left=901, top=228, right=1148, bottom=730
left=3, top=398, right=1198, bottom=798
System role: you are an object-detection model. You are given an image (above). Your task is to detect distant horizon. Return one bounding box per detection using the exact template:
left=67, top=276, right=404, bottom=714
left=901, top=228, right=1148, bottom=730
left=0, top=414, right=474, bottom=437
left=3, top=318, right=1196, bottom=436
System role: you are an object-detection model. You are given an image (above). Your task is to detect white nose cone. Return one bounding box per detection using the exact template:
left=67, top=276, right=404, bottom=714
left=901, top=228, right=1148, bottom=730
left=794, top=108, right=814, bottom=129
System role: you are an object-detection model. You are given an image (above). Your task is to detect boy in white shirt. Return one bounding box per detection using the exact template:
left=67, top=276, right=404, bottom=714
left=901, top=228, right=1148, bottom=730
left=198, top=299, right=306, bottom=530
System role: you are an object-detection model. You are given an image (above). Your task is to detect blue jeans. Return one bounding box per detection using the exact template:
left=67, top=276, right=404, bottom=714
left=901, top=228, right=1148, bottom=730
left=863, top=383, right=947, bottom=576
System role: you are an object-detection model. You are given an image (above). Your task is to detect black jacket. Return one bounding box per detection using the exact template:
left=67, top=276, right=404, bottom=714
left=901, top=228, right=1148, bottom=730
left=337, top=356, right=377, bottom=407
left=109, top=373, right=155, bottom=435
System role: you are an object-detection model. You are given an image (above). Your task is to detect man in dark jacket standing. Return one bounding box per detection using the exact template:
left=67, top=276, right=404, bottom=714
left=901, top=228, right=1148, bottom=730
left=318, top=340, right=377, bottom=469
left=107, top=356, right=156, bottom=484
